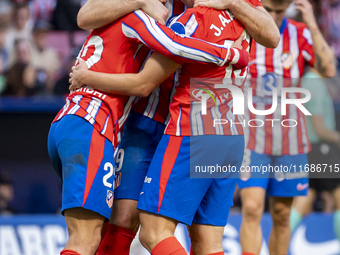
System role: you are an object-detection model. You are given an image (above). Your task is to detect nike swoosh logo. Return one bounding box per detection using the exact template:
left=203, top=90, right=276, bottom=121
left=291, top=225, right=340, bottom=254
left=297, top=183, right=309, bottom=191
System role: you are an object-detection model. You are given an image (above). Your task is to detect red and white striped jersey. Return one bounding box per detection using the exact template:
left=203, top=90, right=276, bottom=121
left=132, top=0, right=185, bottom=124
left=134, top=0, right=262, bottom=125
left=53, top=10, right=233, bottom=146
left=245, top=18, right=315, bottom=155
left=165, top=0, right=186, bottom=20
left=164, top=6, right=253, bottom=136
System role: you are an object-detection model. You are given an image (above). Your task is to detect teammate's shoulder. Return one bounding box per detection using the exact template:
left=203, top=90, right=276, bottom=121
left=287, top=18, right=308, bottom=31
left=191, top=6, right=219, bottom=14
left=181, top=7, right=223, bottom=24
left=247, top=0, right=262, bottom=7
left=90, top=19, right=122, bottom=36
left=287, top=19, right=313, bottom=45
left=123, top=9, right=150, bottom=22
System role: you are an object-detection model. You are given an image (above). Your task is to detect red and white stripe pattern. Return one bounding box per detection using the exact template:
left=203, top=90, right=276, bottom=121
left=133, top=0, right=261, bottom=126
left=164, top=7, right=252, bottom=136
left=246, top=18, right=315, bottom=155
left=132, top=0, right=183, bottom=125
left=53, top=89, right=136, bottom=147
left=133, top=73, right=180, bottom=124
left=165, top=0, right=186, bottom=20
left=54, top=6, right=239, bottom=146
left=122, top=10, right=230, bottom=66
left=53, top=15, right=146, bottom=147
left=133, top=0, right=198, bottom=125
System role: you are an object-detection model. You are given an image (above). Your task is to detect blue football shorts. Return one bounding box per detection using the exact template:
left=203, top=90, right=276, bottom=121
left=137, top=134, right=244, bottom=226
left=48, top=115, right=115, bottom=219
left=238, top=149, right=309, bottom=197
left=114, top=111, right=166, bottom=200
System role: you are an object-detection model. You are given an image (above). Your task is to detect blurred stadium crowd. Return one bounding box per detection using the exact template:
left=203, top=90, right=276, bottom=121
left=0, top=0, right=339, bottom=98
left=0, top=0, right=89, bottom=97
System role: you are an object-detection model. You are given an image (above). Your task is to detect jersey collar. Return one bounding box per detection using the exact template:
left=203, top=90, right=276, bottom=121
left=280, top=17, right=288, bottom=34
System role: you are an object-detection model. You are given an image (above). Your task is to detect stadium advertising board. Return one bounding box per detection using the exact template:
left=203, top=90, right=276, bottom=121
left=0, top=214, right=338, bottom=255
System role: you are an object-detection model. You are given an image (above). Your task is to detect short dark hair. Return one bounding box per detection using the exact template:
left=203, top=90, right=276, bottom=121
left=0, top=23, right=8, bottom=32
left=0, top=172, right=12, bottom=185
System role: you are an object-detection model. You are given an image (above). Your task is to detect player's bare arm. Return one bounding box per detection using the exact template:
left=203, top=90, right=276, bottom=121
left=69, top=54, right=180, bottom=97
left=69, top=30, right=249, bottom=95
left=194, top=0, right=280, bottom=48
left=69, top=50, right=248, bottom=96
left=311, top=115, right=340, bottom=146
left=69, top=37, right=249, bottom=97
left=77, top=0, right=168, bottom=30
left=294, top=0, right=336, bottom=78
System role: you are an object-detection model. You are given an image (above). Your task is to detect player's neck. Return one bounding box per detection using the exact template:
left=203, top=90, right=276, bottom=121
left=180, top=0, right=194, bottom=8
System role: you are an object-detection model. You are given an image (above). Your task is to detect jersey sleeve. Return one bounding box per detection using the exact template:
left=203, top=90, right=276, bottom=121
left=168, top=10, right=199, bottom=37
left=122, top=10, right=230, bottom=66
left=300, top=27, right=315, bottom=67
left=169, top=9, right=249, bottom=69
left=249, top=0, right=263, bottom=7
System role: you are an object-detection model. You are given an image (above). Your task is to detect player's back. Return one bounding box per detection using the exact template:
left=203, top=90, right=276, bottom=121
left=82, top=20, right=143, bottom=74
left=165, top=7, right=250, bottom=136
left=179, top=8, right=248, bottom=79
left=55, top=16, right=145, bottom=146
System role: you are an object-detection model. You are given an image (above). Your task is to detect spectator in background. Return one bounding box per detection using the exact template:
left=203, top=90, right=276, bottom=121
left=290, top=67, right=340, bottom=243
left=3, top=38, right=36, bottom=96
left=0, top=23, right=10, bottom=72
left=30, top=20, right=60, bottom=94
left=29, top=0, right=56, bottom=23
left=54, top=45, right=79, bottom=96
left=0, top=58, right=5, bottom=94
left=320, top=0, right=340, bottom=70
left=0, top=0, right=13, bottom=26
left=6, top=2, right=33, bottom=66
left=0, top=172, right=14, bottom=215
left=51, top=0, right=83, bottom=48
left=0, top=23, right=9, bottom=93
left=51, top=0, right=81, bottom=32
